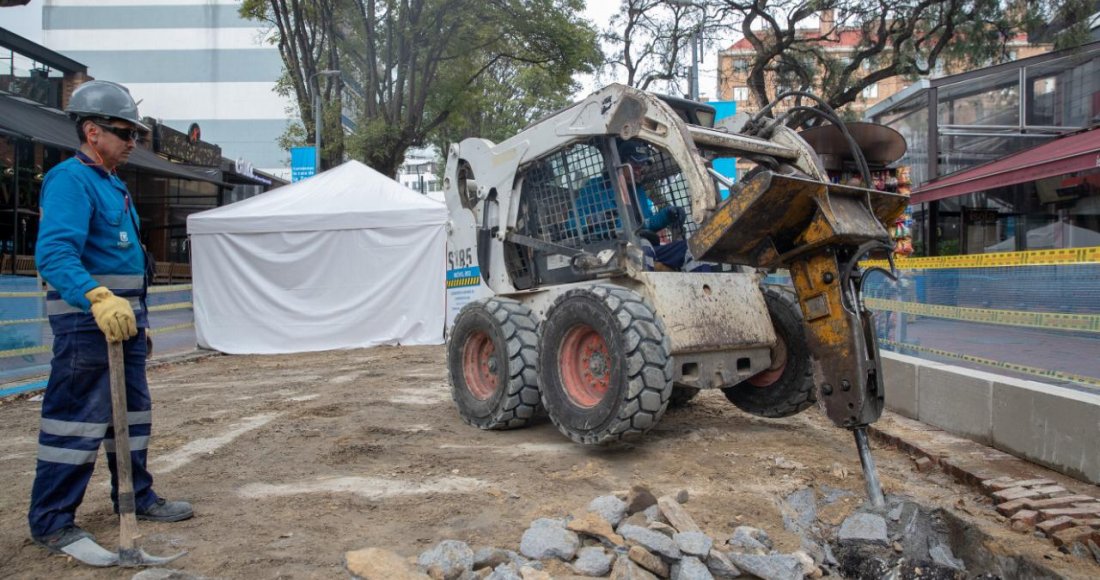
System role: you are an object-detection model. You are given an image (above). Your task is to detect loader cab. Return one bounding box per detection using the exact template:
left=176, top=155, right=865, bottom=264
left=505, top=136, right=697, bottom=290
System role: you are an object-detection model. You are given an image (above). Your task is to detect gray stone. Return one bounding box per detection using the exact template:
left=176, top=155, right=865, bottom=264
left=726, top=553, right=802, bottom=580
left=474, top=547, right=517, bottom=570
left=643, top=504, right=663, bottom=524
left=928, top=542, right=965, bottom=571
left=589, top=495, right=629, bottom=527
left=672, top=556, right=714, bottom=580
left=418, top=540, right=475, bottom=580
left=610, top=555, right=660, bottom=580
left=838, top=513, right=888, bottom=545
left=131, top=570, right=203, bottom=580
left=799, top=537, right=825, bottom=566
left=727, top=526, right=771, bottom=554
left=626, top=485, right=659, bottom=514
left=648, top=521, right=677, bottom=538
left=1088, top=540, right=1100, bottom=565
left=705, top=550, right=740, bottom=578
left=782, top=488, right=817, bottom=534
left=519, top=518, right=580, bottom=561
left=674, top=531, right=714, bottom=557
left=675, top=489, right=690, bottom=504
left=573, top=546, right=614, bottom=577
left=887, top=503, right=904, bottom=522
left=486, top=564, right=522, bottom=580
left=619, top=524, right=682, bottom=560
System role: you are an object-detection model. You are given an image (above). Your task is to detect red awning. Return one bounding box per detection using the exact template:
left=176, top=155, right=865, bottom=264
left=912, top=127, right=1100, bottom=204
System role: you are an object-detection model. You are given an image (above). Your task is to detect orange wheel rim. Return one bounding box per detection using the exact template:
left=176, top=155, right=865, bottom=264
left=462, top=331, right=498, bottom=400
left=748, top=332, right=788, bottom=388
left=559, top=324, right=610, bottom=408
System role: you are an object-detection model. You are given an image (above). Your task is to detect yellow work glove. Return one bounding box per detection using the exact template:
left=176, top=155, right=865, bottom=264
left=85, top=286, right=138, bottom=343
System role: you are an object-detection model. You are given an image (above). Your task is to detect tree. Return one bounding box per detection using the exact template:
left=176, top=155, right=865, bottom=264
left=601, top=0, right=725, bottom=95
left=240, top=0, right=346, bottom=170
left=243, top=0, right=599, bottom=176
left=721, top=0, right=1049, bottom=127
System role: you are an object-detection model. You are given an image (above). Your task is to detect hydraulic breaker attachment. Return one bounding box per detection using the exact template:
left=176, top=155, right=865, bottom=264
left=691, top=169, right=906, bottom=505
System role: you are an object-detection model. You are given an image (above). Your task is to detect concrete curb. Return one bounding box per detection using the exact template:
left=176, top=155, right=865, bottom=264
left=881, top=351, right=1100, bottom=485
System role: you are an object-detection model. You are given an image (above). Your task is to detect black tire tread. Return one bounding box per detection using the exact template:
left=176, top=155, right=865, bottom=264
left=541, top=284, right=673, bottom=445
left=722, top=285, right=816, bottom=418
left=449, top=297, right=540, bottom=430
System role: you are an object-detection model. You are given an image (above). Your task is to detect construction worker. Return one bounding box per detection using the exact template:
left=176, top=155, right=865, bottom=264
left=28, top=80, right=192, bottom=557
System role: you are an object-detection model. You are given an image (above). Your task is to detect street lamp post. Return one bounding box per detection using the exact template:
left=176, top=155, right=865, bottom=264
left=309, top=69, right=341, bottom=173
left=667, top=0, right=702, bottom=101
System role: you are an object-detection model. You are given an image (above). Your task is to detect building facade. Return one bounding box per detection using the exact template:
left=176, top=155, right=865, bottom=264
left=716, top=12, right=1049, bottom=120
left=867, top=42, right=1100, bottom=256
left=41, top=0, right=293, bottom=177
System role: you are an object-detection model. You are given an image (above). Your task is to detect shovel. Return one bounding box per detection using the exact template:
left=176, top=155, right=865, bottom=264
left=59, top=340, right=187, bottom=567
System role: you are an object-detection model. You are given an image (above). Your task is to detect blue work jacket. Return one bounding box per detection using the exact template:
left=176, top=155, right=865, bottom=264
left=36, top=153, right=149, bottom=334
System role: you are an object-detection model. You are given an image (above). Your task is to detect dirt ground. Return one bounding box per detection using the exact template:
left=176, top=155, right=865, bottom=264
left=0, top=345, right=1093, bottom=579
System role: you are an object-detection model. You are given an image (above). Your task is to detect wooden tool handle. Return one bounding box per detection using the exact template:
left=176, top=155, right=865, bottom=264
left=108, top=340, right=139, bottom=550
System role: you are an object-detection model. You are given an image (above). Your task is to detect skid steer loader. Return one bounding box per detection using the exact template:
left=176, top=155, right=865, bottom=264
left=443, top=84, right=907, bottom=504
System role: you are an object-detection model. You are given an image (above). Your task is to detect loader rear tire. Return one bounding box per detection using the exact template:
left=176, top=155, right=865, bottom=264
left=539, top=285, right=673, bottom=445
left=722, top=286, right=816, bottom=418
left=449, top=298, right=541, bottom=430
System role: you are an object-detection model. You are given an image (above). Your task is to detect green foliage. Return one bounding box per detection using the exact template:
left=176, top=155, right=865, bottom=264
left=243, top=0, right=599, bottom=176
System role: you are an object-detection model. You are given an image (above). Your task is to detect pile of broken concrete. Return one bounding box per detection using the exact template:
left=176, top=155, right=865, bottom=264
left=343, top=484, right=967, bottom=580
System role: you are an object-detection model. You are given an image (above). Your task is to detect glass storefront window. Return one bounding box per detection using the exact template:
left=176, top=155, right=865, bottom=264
left=937, top=69, right=1020, bottom=128
left=1025, top=53, right=1100, bottom=129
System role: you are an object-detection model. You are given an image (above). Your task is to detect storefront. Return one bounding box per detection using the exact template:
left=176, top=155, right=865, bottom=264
left=866, top=41, right=1100, bottom=256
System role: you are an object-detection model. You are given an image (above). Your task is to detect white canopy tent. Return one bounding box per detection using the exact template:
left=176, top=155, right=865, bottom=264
left=187, top=160, right=448, bottom=354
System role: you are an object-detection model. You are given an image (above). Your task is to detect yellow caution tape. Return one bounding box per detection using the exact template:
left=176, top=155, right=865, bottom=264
left=863, top=246, right=1100, bottom=270
left=0, top=344, right=51, bottom=358
left=865, top=298, right=1100, bottom=333
left=0, top=291, right=45, bottom=298
left=148, top=322, right=194, bottom=336
left=446, top=277, right=481, bottom=289
left=879, top=339, right=1100, bottom=390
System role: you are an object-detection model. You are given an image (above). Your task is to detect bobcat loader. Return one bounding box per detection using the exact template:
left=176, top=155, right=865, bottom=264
left=442, top=84, right=907, bottom=504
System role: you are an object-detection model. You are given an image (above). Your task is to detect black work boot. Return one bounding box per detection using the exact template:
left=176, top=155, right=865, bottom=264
left=136, top=498, right=194, bottom=522
left=32, top=525, right=93, bottom=554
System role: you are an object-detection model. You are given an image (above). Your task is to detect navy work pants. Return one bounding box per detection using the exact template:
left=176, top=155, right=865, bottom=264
left=28, top=329, right=159, bottom=538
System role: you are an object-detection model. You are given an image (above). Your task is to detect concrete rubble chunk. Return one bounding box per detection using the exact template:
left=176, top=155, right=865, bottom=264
left=573, top=546, right=614, bottom=577
left=643, top=505, right=664, bottom=524
left=782, top=488, right=817, bottom=534
left=649, top=521, right=678, bottom=538
left=611, top=554, right=661, bottom=580
left=486, top=563, right=522, bottom=580
left=726, top=553, right=802, bottom=580
left=519, top=566, right=551, bottom=580
left=704, top=549, right=740, bottom=578
left=474, top=547, right=518, bottom=570
left=590, top=495, right=630, bottom=527
left=418, top=540, right=476, bottom=580
left=674, top=531, right=714, bottom=558
left=928, top=542, right=965, bottom=571
left=520, top=518, right=581, bottom=561
left=838, top=512, right=888, bottom=545
left=628, top=545, right=670, bottom=577
left=347, top=547, right=432, bottom=580
left=569, top=512, right=626, bottom=547
left=727, top=526, right=772, bottom=554
left=658, top=496, right=702, bottom=533
left=619, top=524, right=683, bottom=560
left=671, top=556, right=713, bottom=580
left=627, top=485, right=659, bottom=514
left=791, top=550, right=815, bottom=576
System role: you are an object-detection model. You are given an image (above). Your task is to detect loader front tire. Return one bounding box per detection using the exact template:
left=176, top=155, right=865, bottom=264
left=448, top=298, right=540, bottom=430
left=539, top=285, right=673, bottom=445
left=722, top=286, right=816, bottom=418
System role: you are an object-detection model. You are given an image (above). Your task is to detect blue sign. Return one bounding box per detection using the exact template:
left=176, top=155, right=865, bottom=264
left=710, top=101, right=738, bottom=199
left=290, top=146, right=317, bottom=181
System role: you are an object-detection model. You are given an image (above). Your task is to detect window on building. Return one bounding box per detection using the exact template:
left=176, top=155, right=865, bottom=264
left=732, top=86, right=750, bottom=101
left=732, top=59, right=749, bottom=72
left=861, top=83, right=878, bottom=99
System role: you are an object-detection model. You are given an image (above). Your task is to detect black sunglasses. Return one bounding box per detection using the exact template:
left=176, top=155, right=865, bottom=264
left=93, top=122, right=146, bottom=143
